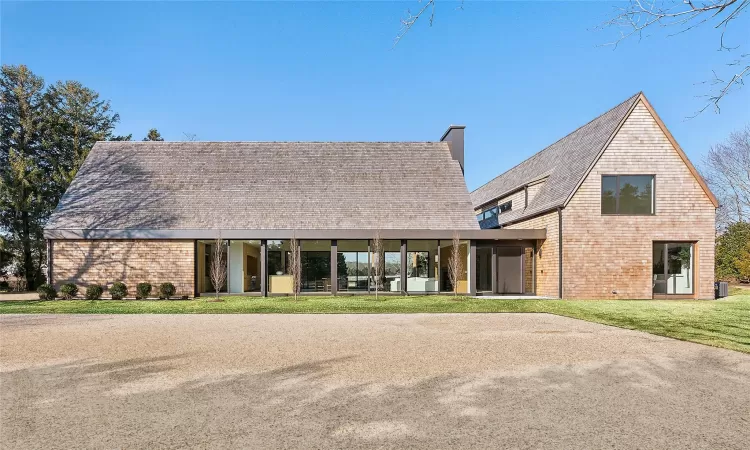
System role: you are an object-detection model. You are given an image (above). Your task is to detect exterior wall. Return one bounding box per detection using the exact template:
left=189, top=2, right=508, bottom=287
left=506, top=211, right=559, bottom=297
left=52, top=240, right=195, bottom=297
left=526, top=179, right=547, bottom=204
left=563, top=101, right=716, bottom=299
left=475, top=189, right=526, bottom=215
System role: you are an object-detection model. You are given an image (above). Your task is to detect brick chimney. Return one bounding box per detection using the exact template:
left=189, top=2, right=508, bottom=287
left=440, top=125, right=465, bottom=173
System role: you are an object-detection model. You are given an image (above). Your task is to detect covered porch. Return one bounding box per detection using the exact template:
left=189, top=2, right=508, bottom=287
left=190, top=228, right=546, bottom=297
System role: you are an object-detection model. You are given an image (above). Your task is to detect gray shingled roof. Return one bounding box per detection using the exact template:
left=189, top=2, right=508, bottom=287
left=46, top=141, right=479, bottom=232
left=471, top=93, right=640, bottom=225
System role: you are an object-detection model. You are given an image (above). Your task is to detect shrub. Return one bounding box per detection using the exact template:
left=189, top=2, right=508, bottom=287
left=60, top=283, right=79, bottom=300
left=159, top=282, right=176, bottom=299
left=85, top=284, right=104, bottom=300
left=136, top=282, right=152, bottom=299
left=0, top=280, right=9, bottom=291
left=109, top=282, right=128, bottom=300
left=37, top=283, right=57, bottom=300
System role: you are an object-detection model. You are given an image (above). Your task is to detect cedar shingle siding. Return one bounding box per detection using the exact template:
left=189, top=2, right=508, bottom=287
left=562, top=102, right=715, bottom=299
left=52, top=240, right=194, bottom=296
left=473, top=93, right=716, bottom=299
left=46, top=142, right=479, bottom=232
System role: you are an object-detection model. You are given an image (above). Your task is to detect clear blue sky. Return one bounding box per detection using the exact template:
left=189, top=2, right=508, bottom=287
left=2, top=1, right=749, bottom=190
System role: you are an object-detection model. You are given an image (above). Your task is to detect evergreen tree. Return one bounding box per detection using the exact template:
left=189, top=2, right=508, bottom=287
left=0, top=65, right=47, bottom=288
left=143, top=128, right=164, bottom=141
left=0, top=65, right=120, bottom=289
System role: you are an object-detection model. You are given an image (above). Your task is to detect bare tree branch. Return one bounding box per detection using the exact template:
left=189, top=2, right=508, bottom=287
left=289, top=234, right=301, bottom=300
left=183, top=132, right=198, bottom=142
left=702, top=124, right=750, bottom=230
left=448, top=231, right=464, bottom=297
left=599, top=0, right=750, bottom=115
left=209, top=234, right=226, bottom=301
left=371, top=230, right=384, bottom=300
left=394, top=0, right=437, bottom=47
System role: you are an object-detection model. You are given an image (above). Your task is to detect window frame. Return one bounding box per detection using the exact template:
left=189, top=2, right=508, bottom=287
left=498, top=200, right=512, bottom=213
left=601, top=174, right=656, bottom=216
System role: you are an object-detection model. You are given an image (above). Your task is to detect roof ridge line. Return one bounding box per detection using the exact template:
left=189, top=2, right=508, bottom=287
left=470, top=92, right=641, bottom=195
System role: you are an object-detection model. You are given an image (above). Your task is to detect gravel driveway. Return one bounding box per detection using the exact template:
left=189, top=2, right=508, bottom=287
left=2, top=313, right=749, bottom=449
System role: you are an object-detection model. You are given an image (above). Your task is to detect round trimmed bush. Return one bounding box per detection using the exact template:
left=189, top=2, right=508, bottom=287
left=109, top=282, right=128, bottom=300
left=37, top=283, right=57, bottom=300
left=85, top=284, right=104, bottom=300
left=136, top=282, right=152, bottom=300
left=60, top=283, right=78, bottom=300
left=159, top=282, right=176, bottom=300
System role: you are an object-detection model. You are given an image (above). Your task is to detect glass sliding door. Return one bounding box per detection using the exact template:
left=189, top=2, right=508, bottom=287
left=406, top=240, right=439, bottom=293
left=381, top=240, right=401, bottom=292
left=338, top=240, right=369, bottom=292
left=653, top=242, right=694, bottom=297
left=301, top=240, right=331, bottom=292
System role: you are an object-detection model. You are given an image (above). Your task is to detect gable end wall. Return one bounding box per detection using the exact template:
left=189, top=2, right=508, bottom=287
left=562, top=101, right=715, bottom=299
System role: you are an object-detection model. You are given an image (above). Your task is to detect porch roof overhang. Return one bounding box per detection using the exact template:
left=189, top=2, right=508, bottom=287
left=44, top=228, right=546, bottom=241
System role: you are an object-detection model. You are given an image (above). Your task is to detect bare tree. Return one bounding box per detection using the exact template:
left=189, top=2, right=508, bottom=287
left=447, top=232, right=464, bottom=297
left=703, top=124, right=750, bottom=230
left=600, top=0, right=749, bottom=115
left=289, top=234, right=301, bottom=300
left=395, top=0, right=463, bottom=47
left=395, top=1, right=747, bottom=114
left=371, top=230, right=384, bottom=299
left=209, top=234, right=227, bottom=301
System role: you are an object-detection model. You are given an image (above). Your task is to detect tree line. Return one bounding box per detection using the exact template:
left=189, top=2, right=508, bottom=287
left=0, top=64, right=168, bottom=290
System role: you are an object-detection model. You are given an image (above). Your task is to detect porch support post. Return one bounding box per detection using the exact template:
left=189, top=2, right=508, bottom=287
left=193, top=240, right=198, bottom=297
left=469, top=240, right=477, bottom=296
left=260, top=239, right=267, bottom=297
left=330, top=239, right=338, bottom=295
left=400, top=239, right=407, bottom=295
left=491, top=246, right=497, bottom=294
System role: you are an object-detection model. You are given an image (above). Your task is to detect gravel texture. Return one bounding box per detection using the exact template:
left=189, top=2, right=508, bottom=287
left=2, top=313, right=749, bottom=449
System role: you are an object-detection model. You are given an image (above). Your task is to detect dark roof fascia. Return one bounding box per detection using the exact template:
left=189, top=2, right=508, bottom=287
left=498, top=206, right=562, bottom=228
left=44, top=228, right=546, bottom=241
left=473, top=174, right=551, bottom=211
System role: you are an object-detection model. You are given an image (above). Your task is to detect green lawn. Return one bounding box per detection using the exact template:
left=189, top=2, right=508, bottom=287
left=1, top=293, right=748, bottom=354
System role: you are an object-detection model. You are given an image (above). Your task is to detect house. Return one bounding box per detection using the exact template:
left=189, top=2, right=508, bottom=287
left=44, top=129, right=543, bottom=297
left=44, top=92, right=716, bottom=299
left=471, top=92, right=717, bottom=299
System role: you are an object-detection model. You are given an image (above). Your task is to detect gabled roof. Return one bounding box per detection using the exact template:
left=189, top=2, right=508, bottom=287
left=471, top=93, right=641, bottom=224
left=45, top=141, right=480, bottom=233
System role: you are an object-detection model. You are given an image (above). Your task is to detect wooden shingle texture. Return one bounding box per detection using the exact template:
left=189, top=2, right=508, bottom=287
left=46, top=142, right=479, bottom=231
left=471, top=93, right=640, bottom=224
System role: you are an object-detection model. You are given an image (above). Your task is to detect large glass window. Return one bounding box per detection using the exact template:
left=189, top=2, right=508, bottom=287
left=653, top=242, right=694, bottom=296
left=407, top=240, right=439, bottom=292
left=197, top=239, right=228, bottom=294
left=338, top=240, right=369, bottom=292
left=379, top=240, right=402, bottom=292
left=267, top=240, right=291, bottom=294
left=602, top=175, right=654, bottom=215
left=227, top=240, right=261, bottom=293
left=301, top=240, right=331, bottom=292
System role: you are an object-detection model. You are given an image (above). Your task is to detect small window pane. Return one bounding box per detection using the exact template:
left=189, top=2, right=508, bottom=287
left=619, top=175, right=653, bottom=215
left=601, top=176, right=617, bottom=214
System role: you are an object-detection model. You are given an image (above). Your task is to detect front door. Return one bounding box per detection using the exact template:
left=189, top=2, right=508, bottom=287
left=497, top=247, right=523, bottom=294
